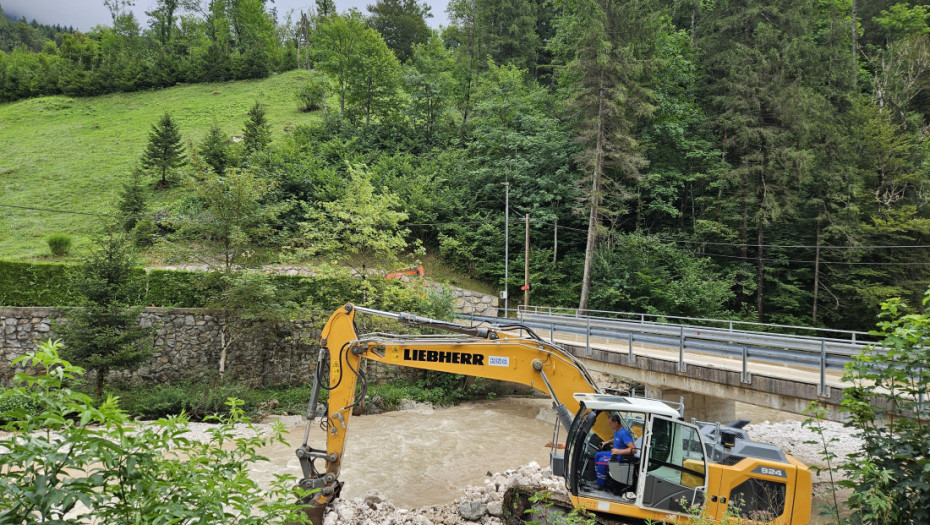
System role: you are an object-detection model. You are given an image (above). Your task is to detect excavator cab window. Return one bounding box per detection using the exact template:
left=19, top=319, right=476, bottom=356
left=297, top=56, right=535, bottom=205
left=639, top=416, right=708, bottom=514
left=566, top=410, right=642, bottom=499
left=564, top=409, right=598, bottom=495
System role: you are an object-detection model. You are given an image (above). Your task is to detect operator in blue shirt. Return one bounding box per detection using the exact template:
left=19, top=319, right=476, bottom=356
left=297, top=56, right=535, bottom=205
left=594, top=413, right=637, bottom=488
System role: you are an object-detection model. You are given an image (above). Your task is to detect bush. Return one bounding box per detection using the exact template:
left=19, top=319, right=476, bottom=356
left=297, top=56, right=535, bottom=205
left=0, top=260, right=80, bottom=306
left=836, top=290, right=930, bottom=524
left=295, top=71, right=329, bottom=112
left=46, top=233, right=72, bottom=257
left=145, top=268, right=206, bottom=307
left=107, top=379, right=323, bottom=421
left=0, top=260, right=457, bottom=318
left=0, top=340, right=312, bottom=524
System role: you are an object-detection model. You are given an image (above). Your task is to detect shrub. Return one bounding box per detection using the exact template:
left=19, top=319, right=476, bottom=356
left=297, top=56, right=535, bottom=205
left=837, top=290, right=930, bottom=524
left=295, top=71, right=329, bottom=112
left=0, top=340, right=313, bottom=524
left=0, top=260, right=80, bottom=306
left=46, top=233, right=72, bottom=257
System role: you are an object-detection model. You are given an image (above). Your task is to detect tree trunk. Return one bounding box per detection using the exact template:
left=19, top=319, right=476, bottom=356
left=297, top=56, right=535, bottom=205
left=553, top=217, right=558, bottom=264
left=96, top=368, right=106, bottom=399
left=851, top=0, right=858, bottom=88
left=219, top=327, right=227, bottom=379
left=736, top=198, right=748, bottom=306
left=579, top=73, right=607, bottom=313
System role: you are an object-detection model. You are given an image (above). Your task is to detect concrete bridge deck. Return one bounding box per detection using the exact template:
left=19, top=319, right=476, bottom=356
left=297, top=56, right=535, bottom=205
left=553, top=333, right=848, bottom=423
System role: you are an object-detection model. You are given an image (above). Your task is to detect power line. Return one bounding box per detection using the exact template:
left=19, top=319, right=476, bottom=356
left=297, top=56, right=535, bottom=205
left=0, top=203, right=107, bottom=217
left=656, top=237, right=930, bottom=250
left=702, top=251, right=930, bottom=266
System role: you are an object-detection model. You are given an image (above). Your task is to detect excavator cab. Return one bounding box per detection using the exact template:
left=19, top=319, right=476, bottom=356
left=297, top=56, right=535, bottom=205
left=559, top=394, right=711, bottom=520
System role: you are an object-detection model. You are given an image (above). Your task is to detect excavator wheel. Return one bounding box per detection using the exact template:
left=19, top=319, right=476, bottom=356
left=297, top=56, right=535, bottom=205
left=502, top=485, right=638, bottom=525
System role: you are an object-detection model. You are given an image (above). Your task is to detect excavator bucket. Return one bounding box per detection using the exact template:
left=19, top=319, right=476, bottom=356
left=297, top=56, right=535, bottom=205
left=294, top=501, right=326, bottom=525
left=290, top=490, right=337, bottom=525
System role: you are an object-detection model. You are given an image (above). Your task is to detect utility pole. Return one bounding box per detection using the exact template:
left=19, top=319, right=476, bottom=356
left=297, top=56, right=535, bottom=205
left=524, top=213, right=530, bottom=307
left=503, top=181, right=509, bottom=316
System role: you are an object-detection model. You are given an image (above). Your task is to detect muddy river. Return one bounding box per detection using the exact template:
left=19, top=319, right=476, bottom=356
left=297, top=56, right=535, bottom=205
left=250, top=396, right=816, bottom=510
left=252, top=397, right=559, bottom=508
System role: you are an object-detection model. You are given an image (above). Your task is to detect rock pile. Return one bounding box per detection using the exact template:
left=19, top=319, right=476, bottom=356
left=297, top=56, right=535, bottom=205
left=322, top=462, right=565, bottom=525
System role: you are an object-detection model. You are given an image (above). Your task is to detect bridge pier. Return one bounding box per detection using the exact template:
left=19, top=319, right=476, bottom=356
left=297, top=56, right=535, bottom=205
left=644, top=386, right=737, bottom=423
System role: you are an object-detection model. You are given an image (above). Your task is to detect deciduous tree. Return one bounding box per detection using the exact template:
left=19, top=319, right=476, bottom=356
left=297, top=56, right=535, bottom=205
left=367, top=0, right=431, bottom=63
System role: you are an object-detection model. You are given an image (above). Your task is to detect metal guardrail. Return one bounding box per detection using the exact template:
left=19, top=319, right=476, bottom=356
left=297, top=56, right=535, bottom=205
left=458, top=308, right=880, bottom=397
left=516, top=305, right=872, bottom=344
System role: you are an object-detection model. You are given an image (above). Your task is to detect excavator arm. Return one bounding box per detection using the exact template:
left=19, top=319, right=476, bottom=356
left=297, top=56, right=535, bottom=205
left=293, top=304, right=603, bottom=522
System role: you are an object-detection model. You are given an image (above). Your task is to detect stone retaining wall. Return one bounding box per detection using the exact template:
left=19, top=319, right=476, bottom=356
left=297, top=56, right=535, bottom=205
left=0, top=307, right=322, bottom=387
left=0, top=306, right=493, bottom=388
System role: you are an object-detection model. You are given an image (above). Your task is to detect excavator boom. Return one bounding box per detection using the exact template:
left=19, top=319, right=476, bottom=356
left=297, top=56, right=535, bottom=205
left=293, top=304, right=601, bottom=521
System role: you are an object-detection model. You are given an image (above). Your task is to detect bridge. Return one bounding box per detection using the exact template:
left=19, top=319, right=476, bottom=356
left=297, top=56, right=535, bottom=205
left=460, top=307, right=876, bottom=423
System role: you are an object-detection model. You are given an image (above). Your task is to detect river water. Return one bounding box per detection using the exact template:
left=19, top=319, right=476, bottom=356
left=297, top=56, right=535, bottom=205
left=253, top=397, right=558, bottom=508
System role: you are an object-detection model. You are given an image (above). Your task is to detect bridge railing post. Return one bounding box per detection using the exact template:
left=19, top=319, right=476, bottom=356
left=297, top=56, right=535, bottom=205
left=586, top=318, right=591, bottom=356
left=678, top=325, right=686, bottom=372
left=628, top=334, right=635, bottom=364
left=741, top=346, right=751, bottom=383
left=819, top=339, right=828, bottom=397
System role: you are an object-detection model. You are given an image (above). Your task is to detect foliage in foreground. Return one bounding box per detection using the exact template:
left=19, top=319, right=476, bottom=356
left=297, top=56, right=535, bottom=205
left=833, top=289, right=930, bottom=524
left=0, top=340, right=312, bottom=524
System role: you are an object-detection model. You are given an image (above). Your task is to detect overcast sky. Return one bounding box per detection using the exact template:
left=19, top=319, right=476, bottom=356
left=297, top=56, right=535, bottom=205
left=1, top=0, right=449, bottom=31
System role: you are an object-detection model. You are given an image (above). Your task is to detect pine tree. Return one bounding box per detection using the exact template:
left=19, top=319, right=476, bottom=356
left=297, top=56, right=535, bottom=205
left=141, top=112, right=186, bottom=187
left=549, top=0, right=666, bottom=311
left=242, top=101, right=271, bottom=155
left=116, top=167, right=147, bottom=232
left=200, top=120, right=229, bottom=174
left=55, top=228, right=152, bottom=398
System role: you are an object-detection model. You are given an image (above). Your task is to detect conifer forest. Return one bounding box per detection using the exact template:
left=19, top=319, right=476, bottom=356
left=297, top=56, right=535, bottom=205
left=2, top=0, right=930, bottom=331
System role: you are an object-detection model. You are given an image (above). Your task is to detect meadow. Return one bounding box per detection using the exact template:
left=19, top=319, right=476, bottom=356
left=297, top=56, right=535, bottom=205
left=0, top=70, right=320, bottom=261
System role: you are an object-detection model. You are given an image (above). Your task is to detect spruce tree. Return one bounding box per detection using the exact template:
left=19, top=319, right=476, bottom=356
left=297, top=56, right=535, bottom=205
left=55, top=228, right=153, bottom=398
left=549, top=0, right=665, bottom=311
left=242, top=101, right=271, bottom=155
left=200, top=120, right=230, bottom=174
left=116, top=167, right=147, bottom=232
left=141, top=112, right=186, bottom=187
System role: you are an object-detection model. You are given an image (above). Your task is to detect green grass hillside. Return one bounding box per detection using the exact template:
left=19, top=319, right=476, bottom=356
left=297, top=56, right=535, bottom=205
left=0, top=70, right=321, bottom=261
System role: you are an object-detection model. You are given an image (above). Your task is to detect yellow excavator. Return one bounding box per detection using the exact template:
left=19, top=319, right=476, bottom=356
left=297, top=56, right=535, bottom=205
left=293, top=304, right=812, bottom=524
